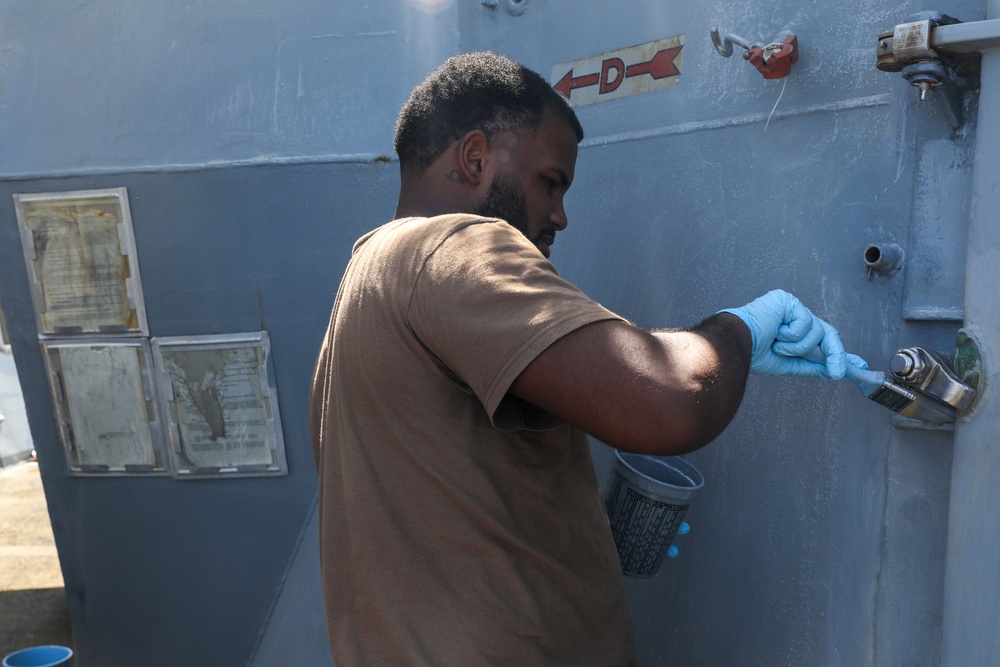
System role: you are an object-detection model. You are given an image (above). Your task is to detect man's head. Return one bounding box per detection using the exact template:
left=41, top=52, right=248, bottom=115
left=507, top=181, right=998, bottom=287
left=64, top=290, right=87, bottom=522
left=394, top=52, right=583, bottom=176
left=393, top=52, right=584, bottom=259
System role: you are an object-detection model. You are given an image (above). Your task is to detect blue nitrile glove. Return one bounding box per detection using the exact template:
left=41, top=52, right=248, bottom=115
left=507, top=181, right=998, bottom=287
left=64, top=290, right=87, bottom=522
left=799, top=348, right=875, bottom=389
left=720, top=290, right=847, bottom=379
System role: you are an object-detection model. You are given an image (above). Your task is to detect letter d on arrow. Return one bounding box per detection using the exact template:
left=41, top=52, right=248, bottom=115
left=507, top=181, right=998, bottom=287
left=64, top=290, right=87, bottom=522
left=600, top=57, right=625, bottom=94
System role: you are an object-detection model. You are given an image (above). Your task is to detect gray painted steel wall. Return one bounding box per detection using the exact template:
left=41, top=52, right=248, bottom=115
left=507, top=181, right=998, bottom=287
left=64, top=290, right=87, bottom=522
left=0, top=0, right=992, bottom=665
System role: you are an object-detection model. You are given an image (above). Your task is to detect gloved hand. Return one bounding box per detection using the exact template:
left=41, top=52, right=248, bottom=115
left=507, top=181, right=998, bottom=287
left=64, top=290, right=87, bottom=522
left=799, top=348, right=876, bottom=390
left=720, top=289, right=847, bottom=379
left=843, top=353, right=870, bottom=373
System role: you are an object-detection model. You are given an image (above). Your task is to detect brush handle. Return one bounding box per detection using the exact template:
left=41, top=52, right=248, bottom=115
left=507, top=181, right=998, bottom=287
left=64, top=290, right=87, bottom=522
left=802, top=348, right=884, bottom=396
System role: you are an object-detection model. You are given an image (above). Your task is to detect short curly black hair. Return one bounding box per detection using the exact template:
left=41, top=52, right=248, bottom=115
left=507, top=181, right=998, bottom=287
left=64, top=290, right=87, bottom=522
left=393, top=51, right=583, bottom=174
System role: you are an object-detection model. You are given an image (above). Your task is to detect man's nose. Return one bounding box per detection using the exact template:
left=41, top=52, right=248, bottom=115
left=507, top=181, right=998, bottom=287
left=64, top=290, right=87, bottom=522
left=549, top=201, right=568, bottom=231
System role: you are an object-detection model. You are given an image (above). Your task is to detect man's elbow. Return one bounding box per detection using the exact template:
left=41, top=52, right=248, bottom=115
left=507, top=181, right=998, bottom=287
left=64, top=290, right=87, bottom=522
left=603, top=390, right=735, bottom=457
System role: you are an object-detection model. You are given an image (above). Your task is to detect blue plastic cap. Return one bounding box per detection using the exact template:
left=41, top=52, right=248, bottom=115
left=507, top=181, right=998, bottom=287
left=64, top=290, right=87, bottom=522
left=3, top=645, right=73, bottom=667
left=677, top=521, right=691, bottom=536
left=666, top=544, right=680, bottom=559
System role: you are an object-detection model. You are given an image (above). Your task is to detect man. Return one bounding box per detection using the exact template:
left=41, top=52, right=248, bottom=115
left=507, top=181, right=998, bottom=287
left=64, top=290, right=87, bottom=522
left=310, top=51, right=848, bottom=666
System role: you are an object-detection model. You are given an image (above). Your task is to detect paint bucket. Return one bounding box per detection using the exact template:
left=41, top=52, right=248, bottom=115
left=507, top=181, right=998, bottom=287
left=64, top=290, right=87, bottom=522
left=604, top=451, right=704, bottom=577
left=2, top=646, right=73, bottom=667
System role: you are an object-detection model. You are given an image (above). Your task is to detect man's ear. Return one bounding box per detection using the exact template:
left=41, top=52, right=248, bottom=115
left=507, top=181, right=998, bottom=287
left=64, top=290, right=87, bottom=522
left=456, top=130, right=490, bottom=186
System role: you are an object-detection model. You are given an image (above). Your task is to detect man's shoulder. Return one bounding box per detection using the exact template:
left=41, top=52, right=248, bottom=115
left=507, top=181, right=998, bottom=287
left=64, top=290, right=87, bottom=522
left=353, top=214, right=514, bottom=257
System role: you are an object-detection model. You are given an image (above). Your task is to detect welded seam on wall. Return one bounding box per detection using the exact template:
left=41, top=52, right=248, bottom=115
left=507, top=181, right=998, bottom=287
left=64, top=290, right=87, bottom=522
left=580, top=93, right=892, bottom=150
left=0, top=153, right=395, bottom=183
left=0, top=94, right=891, bottom=182
left=869, top=436, right=894, bottom=666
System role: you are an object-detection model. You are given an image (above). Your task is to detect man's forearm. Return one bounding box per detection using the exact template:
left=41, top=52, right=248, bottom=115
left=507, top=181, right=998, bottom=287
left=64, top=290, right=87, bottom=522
left=511, top=316, right=754, bottom=456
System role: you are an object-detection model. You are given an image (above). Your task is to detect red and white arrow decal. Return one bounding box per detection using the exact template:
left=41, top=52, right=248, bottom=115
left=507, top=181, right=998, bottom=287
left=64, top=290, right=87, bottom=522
left=551, top=35, right=685, bottom=107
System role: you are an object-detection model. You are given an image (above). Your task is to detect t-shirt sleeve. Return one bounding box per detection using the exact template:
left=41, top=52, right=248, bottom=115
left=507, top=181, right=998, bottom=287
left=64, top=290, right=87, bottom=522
left=408, top=219, right=622, bottom=429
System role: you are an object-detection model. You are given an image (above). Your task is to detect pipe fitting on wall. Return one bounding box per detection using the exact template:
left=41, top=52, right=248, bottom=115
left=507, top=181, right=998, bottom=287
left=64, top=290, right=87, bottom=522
left=875, top=12, right=984, bottom=133
left=864, top=243, right=904, bottom=276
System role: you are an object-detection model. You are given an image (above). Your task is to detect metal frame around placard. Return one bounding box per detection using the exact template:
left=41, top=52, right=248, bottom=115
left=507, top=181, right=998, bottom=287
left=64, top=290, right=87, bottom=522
left=151, top=331, right=288, bottom=479
left=41, top=337, right=167, bottom=476
left=13, top=187, right=149, bottom=337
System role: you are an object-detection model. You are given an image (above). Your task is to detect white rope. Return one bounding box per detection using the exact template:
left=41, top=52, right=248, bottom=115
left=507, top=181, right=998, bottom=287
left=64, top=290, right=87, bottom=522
left=764, top=77, right=788, bottom=133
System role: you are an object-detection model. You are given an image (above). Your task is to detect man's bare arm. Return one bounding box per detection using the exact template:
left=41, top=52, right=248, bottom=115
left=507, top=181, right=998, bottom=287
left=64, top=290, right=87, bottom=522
left=509, top=313, right=752, bottom=456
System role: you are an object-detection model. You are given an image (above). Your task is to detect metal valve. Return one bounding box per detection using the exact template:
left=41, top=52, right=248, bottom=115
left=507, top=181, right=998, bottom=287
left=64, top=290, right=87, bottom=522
left=748, top=36, right=799, bottom=80
left=711, top=28, right=799, bottom=79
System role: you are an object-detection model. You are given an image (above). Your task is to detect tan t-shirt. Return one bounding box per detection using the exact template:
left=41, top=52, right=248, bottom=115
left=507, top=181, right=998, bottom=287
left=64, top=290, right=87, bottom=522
left=310, top=214, right=637, bottom=666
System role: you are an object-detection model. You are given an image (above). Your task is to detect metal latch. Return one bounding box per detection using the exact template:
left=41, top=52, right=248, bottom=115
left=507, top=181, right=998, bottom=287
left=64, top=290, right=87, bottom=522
left=890, top=347, right=977, bottom=411
left=876, top=12, right=1000, bottom=131
left=854, top=345, right=977, bottom=426
left=876, top=346, right=978, bottom=426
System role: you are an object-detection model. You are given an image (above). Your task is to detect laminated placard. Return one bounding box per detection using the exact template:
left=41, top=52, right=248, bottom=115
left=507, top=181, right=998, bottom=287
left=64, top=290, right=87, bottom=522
left=14, top=188, right=148, bottom=336
left=42, top=338, right=166, bottom=475
left=152, top=332, right=288, bottom=478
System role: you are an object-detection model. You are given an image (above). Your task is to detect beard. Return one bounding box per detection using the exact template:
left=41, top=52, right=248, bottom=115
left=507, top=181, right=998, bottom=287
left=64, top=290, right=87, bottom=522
left=474, top=170, right=531, bottom=240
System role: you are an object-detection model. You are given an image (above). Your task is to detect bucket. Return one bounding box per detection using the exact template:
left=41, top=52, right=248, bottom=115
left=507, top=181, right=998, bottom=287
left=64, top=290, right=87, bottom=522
left=604, top=451, right=704, bottom=577
left=2, top=646, right=73, bottom=667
